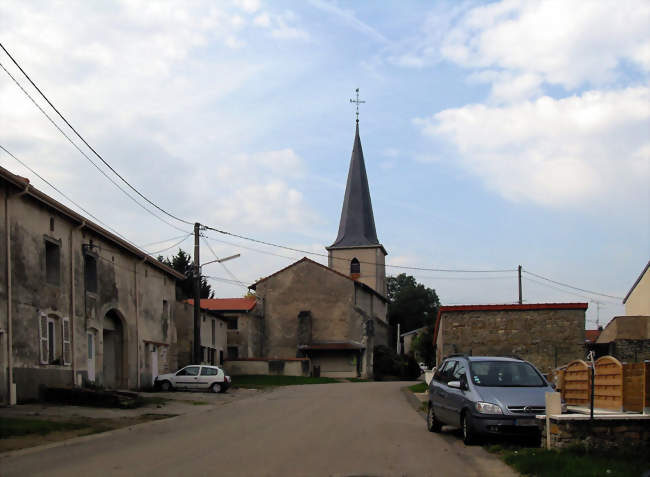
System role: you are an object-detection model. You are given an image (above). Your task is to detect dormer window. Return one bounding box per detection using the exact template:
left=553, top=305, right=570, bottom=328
left=350, top=258, right=360, bottom=275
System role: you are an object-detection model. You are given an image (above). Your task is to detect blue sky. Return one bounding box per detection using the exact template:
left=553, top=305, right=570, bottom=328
left=1, top=0, right=648, bottom=328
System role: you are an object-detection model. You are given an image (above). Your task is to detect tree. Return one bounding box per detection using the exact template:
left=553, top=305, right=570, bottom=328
left=387, top=274, right=440, bottom=367
left=158, top=249, right=214, bottom=300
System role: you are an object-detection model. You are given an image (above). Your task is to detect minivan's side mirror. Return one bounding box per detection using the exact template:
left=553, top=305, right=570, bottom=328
left=447, top=380, right=461, bottom=389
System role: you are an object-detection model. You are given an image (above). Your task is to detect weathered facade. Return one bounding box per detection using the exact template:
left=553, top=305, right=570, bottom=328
left=173, top=301, right=228, bottom=371
left=434, top=303, right=588, bottom=373
left=0, top=166, right=184, bottom=403
left=251, top=258, right=388, bottom=378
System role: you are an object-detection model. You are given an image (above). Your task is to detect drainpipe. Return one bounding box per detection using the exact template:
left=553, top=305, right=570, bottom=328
left=70, top=221, right=84, bottom=386
left=135, top=258, right=144, bottom=389
left=5, top=185, right=14, bottom=404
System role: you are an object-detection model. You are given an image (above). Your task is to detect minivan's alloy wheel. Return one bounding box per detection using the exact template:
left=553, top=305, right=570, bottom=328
left=210, top=383, right=222, bottom=393
left=427, top=404, right=441, bottom=432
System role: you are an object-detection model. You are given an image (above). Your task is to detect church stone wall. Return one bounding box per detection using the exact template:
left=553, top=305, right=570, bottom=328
left=329, top=246, right=386, bottom=296
left=255, top=260, right=367, bottom=358
left=436, top=308, right=585, bottom=373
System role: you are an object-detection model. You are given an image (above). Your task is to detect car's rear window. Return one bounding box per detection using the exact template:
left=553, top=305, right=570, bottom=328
left=469, top=361, right=545, bottom=387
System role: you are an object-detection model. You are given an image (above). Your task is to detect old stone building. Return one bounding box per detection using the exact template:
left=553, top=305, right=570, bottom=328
left=595, top=315, right=650, bottom=362
left=250, top=257, right=388, bottom=377
left=0, top=166, right=184, bottom=403
left=239, top=120, right=389, bottom=378
left=434, top=303, right=588, bottom=373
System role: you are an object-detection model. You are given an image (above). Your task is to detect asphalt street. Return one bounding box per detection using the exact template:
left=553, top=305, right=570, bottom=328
left=0, top=381, right=517, bottom=477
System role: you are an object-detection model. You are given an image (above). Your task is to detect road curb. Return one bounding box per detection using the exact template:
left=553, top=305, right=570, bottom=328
left=401, top=386, right=426, bottom=420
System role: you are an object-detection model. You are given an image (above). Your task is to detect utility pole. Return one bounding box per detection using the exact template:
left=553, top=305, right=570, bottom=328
left=518, top=265, right=522, bottom=304
left=193, top=222, right=201, bottom=364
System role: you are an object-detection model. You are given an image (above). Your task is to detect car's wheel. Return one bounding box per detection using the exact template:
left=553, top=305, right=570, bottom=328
left=427, top=403, right=442, bottom=432
left=461, top=411, right=478, bottom=445
left=210, top=383, right=222, bottom=393
left=159, top=380, right=172, bottom=392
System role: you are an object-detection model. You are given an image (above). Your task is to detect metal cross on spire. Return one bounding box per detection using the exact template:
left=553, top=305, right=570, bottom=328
left=349, top=88, right=365, bottom=123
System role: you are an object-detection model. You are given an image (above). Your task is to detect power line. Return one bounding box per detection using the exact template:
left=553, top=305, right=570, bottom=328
left=523, top=270, right=623, bottom=301
left=203, top=227, right=515, bottom=273
left=139, top=234, right=191, bottom=249
left=0, top=41, right=193, bottom=227
left=201, top=237, right=247, bottom=289
left=148, top=234, right=192, bottom=256
left=0, top=143, right=134, bottom=242
left=0, top=60, right=190, bottom=235
left=522, top=276, right=612, bottom=303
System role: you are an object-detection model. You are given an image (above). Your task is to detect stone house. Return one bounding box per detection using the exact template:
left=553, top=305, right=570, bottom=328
left=174, top=301, right=229, bottom=370
left=595, top=315, right=650, bottom=362
left=0, top=165, right=185, bottom=403
left=400, top=327, right=425, bottom=357
left=187, top=298, right=260, bottom=360
left=434, top=303, right=588, bottom=373
left=250, top=257, right=388, bottom=378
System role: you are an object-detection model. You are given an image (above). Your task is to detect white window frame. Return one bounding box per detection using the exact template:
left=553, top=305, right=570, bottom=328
left=39, top=313, right=48, bottom=364
left=47, top=317, right=56, bottom=364
left=62, top=317, right=71, bottom=365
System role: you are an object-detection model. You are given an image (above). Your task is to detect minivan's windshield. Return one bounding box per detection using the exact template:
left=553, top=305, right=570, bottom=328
left=469, top=361, right=545, bottom=387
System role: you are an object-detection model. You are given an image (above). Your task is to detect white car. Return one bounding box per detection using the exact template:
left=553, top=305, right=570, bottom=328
left=155, top=365, right=231, bottom=393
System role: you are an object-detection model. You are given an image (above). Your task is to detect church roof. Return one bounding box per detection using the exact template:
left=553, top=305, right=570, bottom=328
left=328, top=122, right=380, bottom=249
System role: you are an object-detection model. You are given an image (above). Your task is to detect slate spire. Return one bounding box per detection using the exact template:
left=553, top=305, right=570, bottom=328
left=330, top=121, right=380, bottom=248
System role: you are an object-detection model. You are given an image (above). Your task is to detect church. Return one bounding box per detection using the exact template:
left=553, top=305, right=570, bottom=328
left=248, top=117, right=390, bottom=378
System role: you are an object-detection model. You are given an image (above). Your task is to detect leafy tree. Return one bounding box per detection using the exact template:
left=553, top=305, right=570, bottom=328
left=158, top=249, right=214, bottom=300
left=387, top=273, right=440, bottom=367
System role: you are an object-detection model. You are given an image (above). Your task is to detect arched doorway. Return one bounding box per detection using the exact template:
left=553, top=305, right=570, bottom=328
left=103, top=310, right=125, bottom=389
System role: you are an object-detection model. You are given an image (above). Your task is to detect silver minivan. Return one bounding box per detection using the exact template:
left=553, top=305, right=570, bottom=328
left=427, top=355, right=556, bottom=444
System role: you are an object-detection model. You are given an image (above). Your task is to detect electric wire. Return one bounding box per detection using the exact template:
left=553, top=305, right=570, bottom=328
left=201, top=237, right=248, bottom=289
left=0, top=143, right=132, bottom=242
left=523, top=276, right=620, bottom=304
left=523, top=270, right=623, bottom=300
left=147, top=234, right=192, bottom=256
left=139, top=234, right=191, bottom=249
left=0, top=41, right=193, bottom=227
left=0, top=60, right=190, bottom=235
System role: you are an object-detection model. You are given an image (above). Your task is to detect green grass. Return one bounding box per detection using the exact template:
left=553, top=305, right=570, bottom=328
left=0, top=417, right=89, bottom=439
left=139, top=396, right=168, bottom=406
left=408, top=382, right=427, bottom=393
left=347, top=378, right=371, bottom=382
left=486, top=445, right=649, bottom=477
left=231, top=375, right=340, bottom=389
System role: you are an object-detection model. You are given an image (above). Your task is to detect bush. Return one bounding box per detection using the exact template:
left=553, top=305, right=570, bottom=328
left=373, top=345, right=422, bottom=380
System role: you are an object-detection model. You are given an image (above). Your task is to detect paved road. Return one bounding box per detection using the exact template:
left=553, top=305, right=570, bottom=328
left=0, top=382, right=517, bottom=477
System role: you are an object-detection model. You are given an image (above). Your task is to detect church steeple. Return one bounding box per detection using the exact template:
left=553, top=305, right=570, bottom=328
left=329, top=122, right=380, bottom=248
left=327, top=100, right=387, bottom=296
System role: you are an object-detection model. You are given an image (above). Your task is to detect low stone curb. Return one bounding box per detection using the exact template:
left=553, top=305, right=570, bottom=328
left=402, top=386, right=426, bottom=420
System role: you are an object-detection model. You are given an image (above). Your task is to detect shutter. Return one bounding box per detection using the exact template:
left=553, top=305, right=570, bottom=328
left=39, top=314, right=48, bottom=364
left=62, top=318, right=71, bottom=365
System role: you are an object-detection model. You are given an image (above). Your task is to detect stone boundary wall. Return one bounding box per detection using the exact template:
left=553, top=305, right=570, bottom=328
left=539, top=416, right=650, bottom=452
left=224, top=358, right=310, bottom=376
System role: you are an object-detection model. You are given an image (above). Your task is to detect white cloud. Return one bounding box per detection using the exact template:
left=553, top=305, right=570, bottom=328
left=251, top=10, right=309, bottom=40
left=441, top=0, right=650, bottom=96
left=416, top=87, right=650, bottom=208
left=308, top=0, right=388, bottom=44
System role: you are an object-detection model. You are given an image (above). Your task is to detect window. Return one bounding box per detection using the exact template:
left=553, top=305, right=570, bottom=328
left=227, top=318, right=238, bottom=330
left=452, top=363, right=466, bottom=381
left=350, top=257, right=360, bottom=274
left=176, top=366, right=200, bottom=376
left=84, top=254, right=97, bottom=293
left=45, top=239, right=60, bottom=285
left=211, top=319, right=216, bottom=346
left=39, top=314, right=70, bottom=365
left=227, top=346, right=239, bottom=359
left=435, top=359, right=457, bottom=382
left=219, top=350, right=224, bottom=365
left=469, top=361, right=545, bottom=387
left=201, top=366, right=218, bottom=376
left=162, top=300, right=169, bottom=319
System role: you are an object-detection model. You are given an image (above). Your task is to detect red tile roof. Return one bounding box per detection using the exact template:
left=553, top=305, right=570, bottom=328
left=186, top=298, right=257, bottom=312
left=585, top=329, right=602, bottom=343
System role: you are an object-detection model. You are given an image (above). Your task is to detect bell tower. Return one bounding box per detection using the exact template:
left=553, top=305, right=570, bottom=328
left=327, top=98, right=387, bottom=295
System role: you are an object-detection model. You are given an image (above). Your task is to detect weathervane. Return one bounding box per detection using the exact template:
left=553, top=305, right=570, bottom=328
left=349, top=88, right=365, bottom=123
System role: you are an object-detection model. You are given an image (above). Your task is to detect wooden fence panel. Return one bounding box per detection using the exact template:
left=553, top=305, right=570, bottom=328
left=645, top=362, right=649, bottom=413
left=594, top=356, right=623, bottom=411
left=623, top=362, right=645, bottom=413
left=563, top=360, right=590, bottom=406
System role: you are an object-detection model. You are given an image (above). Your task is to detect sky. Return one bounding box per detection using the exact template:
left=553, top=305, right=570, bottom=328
left=1, top=0, right=648, bottom=329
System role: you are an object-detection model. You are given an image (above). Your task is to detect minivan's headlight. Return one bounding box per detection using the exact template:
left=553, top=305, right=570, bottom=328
left=475, top=402, right=503, bottom=414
